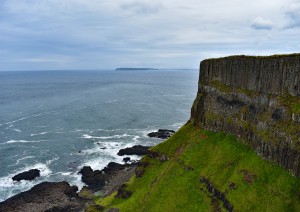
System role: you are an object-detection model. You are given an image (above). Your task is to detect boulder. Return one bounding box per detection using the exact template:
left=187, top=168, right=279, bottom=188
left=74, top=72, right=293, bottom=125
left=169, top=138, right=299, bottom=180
left=12, top=169, right=40, bottom=182
left=78, top=166, right=105, bottom=189
left=147, top=129, right=175, bottom=139
left=117, top=145, right=151, bottom=156
left=123, top=157, right=131, bottom=163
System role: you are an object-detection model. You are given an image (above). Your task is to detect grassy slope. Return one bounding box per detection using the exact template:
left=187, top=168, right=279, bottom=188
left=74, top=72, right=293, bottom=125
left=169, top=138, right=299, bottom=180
left=95, top=123, right=300, bottom=211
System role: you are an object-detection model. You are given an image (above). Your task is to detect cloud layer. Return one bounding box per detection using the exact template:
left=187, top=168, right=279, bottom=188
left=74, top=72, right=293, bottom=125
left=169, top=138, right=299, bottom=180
left=0, top=0, right=299, bottom=70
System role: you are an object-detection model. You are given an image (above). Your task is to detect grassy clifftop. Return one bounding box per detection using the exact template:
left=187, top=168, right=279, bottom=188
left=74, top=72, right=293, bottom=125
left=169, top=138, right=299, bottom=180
left=93, top=123, right=300, bottom=211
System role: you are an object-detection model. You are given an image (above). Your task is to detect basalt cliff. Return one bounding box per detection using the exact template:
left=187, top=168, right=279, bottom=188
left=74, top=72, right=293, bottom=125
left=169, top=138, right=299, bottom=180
left=191, top=53, right=300, bottom=177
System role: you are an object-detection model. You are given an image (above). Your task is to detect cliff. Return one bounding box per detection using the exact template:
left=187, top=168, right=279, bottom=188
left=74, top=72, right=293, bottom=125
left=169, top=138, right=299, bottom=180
left=191, top=53, right=300, bottom=176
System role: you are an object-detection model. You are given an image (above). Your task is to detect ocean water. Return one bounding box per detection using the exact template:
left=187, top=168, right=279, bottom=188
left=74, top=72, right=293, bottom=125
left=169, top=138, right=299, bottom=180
left=0, top=69, right=198, bottom=201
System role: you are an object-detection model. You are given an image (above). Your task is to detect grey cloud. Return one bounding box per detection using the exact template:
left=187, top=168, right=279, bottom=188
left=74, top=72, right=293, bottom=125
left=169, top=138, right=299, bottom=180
left=251, top=17, right=273, bottom=30
left=285, top=4, right=300, bottom=28
left=121, top=1, right=162, bottom=15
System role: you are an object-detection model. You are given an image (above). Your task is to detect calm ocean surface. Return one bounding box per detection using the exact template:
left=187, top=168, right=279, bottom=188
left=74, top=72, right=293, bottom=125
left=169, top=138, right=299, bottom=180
left=0, top=69, right=198, bottom=201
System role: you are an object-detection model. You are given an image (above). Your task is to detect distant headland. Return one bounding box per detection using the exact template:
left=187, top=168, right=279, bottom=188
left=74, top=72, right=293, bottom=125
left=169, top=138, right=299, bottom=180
left=115, top=68, right=158, bottom=71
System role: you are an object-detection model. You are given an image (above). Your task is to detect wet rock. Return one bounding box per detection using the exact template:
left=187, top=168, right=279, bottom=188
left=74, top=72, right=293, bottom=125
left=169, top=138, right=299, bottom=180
left=12, top=169, right=40, bottom=181
left=78, top=166, right=105, bottom=189
left=0, top=182, right=83, bottom=212
left=123, top=157, right=131, bottom=163
left=103, top=162, right=124, bottom=174
left=117, top=145, right=151, bottom=156
left=79, top=162, right=138, bottom=191
left=147, top=129, right=175, bottom=139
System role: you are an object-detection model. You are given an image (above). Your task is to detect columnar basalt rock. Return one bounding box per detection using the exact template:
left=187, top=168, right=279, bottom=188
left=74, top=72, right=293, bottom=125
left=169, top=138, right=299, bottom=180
left=191, top=54, right=300, bottom=177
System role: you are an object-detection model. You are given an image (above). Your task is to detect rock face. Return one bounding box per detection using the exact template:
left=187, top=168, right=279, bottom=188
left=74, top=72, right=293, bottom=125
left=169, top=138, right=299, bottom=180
left=0, top=182, right=83, bottom=212
left=78, top=166, right=106, bottom=189
left=117, top=145, right=151, bottom=156
left=191, top=54, right=300, bottom=177
left=79, top=162, right=138, bottom=191
left=147, top=129, right=175, bottom=139
left=12, top=169, right=40, bottom=181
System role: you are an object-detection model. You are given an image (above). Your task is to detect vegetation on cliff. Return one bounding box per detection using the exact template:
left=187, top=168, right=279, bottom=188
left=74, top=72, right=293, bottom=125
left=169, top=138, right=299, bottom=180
left=92, top=124, right=300, bottom=211
left=192, top=54, right=300, bottom=176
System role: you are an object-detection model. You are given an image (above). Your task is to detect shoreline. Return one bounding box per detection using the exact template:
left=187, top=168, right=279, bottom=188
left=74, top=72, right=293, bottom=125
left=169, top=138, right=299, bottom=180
left=0, top=129, right=174, bottom=211
left=0, top=154, right=141, bottom=211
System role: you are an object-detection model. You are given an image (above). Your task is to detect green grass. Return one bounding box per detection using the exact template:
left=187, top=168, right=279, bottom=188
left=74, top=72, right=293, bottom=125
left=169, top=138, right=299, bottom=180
left=210, top=80, right=233, bottom=93
left=96, top=124, right=300, bottom=211
left=278, top=93, right=300, bottom=114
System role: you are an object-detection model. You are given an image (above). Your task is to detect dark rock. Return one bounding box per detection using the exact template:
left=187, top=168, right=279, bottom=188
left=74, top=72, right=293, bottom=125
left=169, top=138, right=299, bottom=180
left=78, top=162, right=138, bottom=191
left=0, top=182, right=84, bottom=212
left=107, top=162, right=123, bottom=169
left=123, top=157, right=131, bottom=163
left=115, top=184, right=132, bottom=199
left=147, top=129, right=175, bottom=139
left=271, top=108, right=284, bottom=120
left=78, top=166, right=105, bottom=189
left=117, top=145, right=151, bottom=156
left=12, top=169, right=40, bottom=181
left=135, top=162, right=150, bottom=178
left=200, top=176, right=233, bottom=212
left=147, top=150, right=169, bottom=162
left=95, top=205, right=105, bottom=211
left=78, top=186, right=93, bottom=200
left=229, top=182, right=237, bottom=190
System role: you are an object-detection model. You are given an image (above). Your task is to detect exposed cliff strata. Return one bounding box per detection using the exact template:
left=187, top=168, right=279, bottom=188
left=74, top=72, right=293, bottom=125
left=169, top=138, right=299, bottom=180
left=191, top=54, right=300, bottom=176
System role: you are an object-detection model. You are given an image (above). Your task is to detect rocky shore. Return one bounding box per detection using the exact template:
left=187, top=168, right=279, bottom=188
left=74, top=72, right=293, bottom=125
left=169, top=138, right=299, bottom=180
left=0, top=129, right=175, bottom=211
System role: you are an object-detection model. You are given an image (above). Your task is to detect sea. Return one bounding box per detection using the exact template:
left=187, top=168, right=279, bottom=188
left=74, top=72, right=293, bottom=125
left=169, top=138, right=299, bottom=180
left=0, top=69, right=198, bottom=201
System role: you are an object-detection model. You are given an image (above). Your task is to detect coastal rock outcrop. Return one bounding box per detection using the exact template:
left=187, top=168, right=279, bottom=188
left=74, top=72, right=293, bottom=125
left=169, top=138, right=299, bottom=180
left=0, top=182, right=83, bottom=212
left=79, top=162, right=138, bottom=191
left=12, top=169, right=40, bottom=181
left=147, top=129, right=175, bottom=139
left=117, top=145, right=151, bottom=156
left=79, top=166, right=106, bottom=189
left=191, top=54, right=300, bottom=176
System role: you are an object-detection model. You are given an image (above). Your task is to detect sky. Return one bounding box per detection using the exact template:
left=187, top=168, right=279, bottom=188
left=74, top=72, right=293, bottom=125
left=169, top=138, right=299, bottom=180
left=0, top=0, right=299, bottom=71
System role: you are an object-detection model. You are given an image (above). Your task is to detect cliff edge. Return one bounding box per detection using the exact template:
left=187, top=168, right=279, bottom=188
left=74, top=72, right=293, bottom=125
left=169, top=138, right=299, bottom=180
left=191, top=53, right=300, bottom=176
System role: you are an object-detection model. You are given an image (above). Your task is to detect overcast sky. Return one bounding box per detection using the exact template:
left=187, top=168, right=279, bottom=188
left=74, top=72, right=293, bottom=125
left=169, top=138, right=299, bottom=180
left=0, top=0, right=299, bottom=70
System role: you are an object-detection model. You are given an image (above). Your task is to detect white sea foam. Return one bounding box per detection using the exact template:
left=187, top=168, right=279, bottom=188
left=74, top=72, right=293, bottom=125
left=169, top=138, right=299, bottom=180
left=30, top=131, right=52, bottom=136
left=82, top=134, right=130, bottom=140
left=46, top=156, right=59, bottom=165
left=169, top=122, right=184, bottom=129
left=0, top=162, right=53, bottom=201
left=15, top=156, right=36, bottom=165
left=105, top=99, right=118, bottom=104
left=4, top=140, right=43, bottom=144
left=13, top=128, right=22, bottom=132
left=132, top=135, right=140, bottom=142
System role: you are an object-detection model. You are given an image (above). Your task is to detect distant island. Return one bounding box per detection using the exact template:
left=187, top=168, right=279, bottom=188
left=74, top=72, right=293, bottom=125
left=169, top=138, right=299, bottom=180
left=115, top=68, right=158, bottom=71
